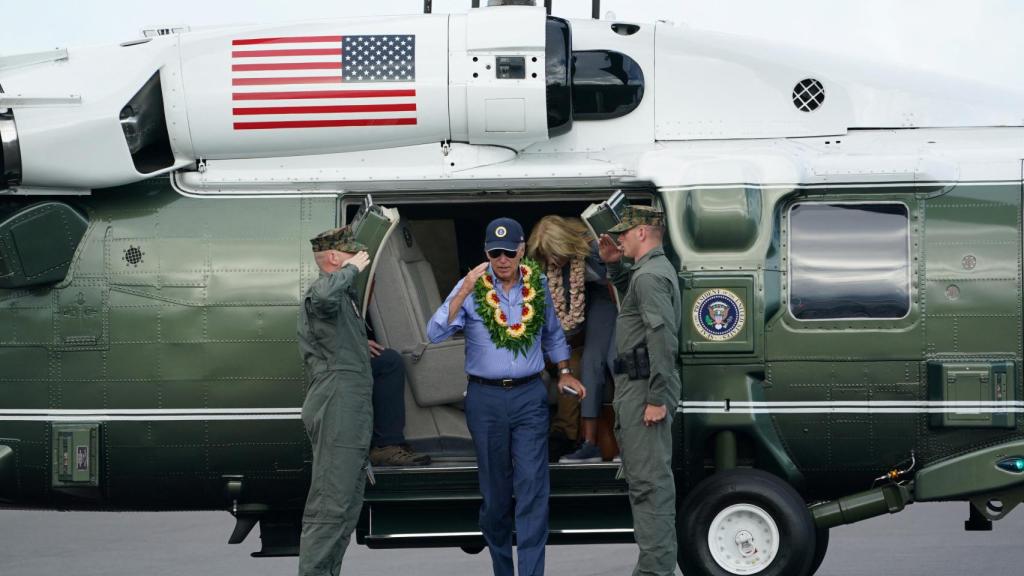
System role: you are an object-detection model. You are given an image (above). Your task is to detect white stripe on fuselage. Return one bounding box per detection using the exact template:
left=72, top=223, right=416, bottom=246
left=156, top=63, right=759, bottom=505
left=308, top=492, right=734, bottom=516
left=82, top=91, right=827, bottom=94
left=677, top=400, right=1024, bottom=414
left=0, top=408, right=302, bottom=422
left=0, top=402, right=1019, bottom=421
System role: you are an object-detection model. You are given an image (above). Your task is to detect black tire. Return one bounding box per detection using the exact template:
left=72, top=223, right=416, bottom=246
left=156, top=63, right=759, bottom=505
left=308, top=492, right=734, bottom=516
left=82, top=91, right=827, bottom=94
left=808, top=528, right=829, bottom=575
left=460, top=545, right=485, bottom=555
left=677, top=469, right=816, bottom=576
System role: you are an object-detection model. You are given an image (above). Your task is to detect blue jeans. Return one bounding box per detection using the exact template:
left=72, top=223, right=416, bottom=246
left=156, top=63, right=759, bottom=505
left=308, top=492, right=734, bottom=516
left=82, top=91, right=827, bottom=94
left=465, top=378, right=550, bottom=576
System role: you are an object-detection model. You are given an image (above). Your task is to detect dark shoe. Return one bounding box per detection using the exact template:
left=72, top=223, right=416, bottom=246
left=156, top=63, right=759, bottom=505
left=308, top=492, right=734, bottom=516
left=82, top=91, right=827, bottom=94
left=559, top=441, right=603, bottom=464
left=370, top=444, right=431, bottom=466
left=548, top=431, right=575, bottom=462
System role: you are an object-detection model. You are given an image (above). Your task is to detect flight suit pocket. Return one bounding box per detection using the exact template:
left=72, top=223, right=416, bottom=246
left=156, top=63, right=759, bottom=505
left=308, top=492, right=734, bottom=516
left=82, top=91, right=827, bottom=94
left=312, top=375, right=373, bottom=451
left=329, top=402, right=372, bottom=450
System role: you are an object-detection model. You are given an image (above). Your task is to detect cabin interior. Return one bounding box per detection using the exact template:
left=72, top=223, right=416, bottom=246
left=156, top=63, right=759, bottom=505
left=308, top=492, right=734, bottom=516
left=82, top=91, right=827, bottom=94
left=346, top=191, right=655, bottom=467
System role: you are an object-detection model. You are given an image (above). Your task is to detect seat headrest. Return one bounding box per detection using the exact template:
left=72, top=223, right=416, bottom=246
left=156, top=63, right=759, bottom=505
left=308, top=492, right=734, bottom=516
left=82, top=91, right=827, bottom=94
left=389, top=223, right=427, bottom=263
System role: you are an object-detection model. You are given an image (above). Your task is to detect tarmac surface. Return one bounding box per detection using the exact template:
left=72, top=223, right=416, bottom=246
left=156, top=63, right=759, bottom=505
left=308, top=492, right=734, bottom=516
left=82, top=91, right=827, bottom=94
left=1, top=501, right=1021, bottom=575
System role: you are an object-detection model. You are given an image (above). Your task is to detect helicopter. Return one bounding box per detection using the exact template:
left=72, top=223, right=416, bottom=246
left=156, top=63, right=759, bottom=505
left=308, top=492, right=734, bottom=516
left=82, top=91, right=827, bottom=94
left=2, top=1, right=1023, bottom=574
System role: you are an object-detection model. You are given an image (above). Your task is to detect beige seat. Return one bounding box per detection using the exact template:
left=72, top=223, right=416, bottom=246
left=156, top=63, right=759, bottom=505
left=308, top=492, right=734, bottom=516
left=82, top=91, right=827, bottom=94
left=367, top=221, right=471, bottom=447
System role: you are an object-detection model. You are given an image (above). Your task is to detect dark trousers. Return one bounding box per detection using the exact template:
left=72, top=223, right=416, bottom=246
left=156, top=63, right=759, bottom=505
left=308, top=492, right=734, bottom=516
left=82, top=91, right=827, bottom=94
left=371, top=349, right=406, bottom=447
left=465, top=378, right=550, bottom=576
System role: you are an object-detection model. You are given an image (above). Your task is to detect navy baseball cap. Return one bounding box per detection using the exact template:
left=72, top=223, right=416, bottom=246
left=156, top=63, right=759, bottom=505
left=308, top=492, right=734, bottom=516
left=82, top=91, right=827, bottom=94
left=484, top=218, right=525, bottom=252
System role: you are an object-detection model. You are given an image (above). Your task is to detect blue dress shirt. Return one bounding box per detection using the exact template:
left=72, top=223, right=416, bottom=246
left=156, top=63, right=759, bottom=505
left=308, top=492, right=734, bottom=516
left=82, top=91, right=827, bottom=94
left=427, top=267, right=571, bottom=380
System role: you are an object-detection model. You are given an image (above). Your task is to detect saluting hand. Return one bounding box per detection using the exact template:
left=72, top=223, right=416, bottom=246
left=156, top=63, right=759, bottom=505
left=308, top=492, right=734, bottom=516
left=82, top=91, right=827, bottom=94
left=459, top=262, right=490, bottom=296
left=346, top=251, right=371, bottom=273
left=598, top=234, right=623, bottom=263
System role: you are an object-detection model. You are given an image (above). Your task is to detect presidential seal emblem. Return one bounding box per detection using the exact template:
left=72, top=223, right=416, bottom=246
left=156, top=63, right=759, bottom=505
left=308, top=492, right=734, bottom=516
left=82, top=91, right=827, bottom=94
left=693, top=289, right=746, bottom=341
left=495, top=226, right=508, bottom=238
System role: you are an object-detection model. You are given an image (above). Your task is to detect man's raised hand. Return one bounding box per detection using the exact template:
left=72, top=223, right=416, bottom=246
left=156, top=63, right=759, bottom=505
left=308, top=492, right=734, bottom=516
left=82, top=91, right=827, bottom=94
left=598, top=234, right=623, bottom=263
left=459, top=262, right=490, bottom=295
left=346, top=251, right=371, bottom=272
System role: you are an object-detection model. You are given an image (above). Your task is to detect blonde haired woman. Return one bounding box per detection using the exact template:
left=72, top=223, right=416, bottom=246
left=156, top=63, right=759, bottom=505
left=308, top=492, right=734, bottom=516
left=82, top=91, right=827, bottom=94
left=528, top=215, right=617, bottom=463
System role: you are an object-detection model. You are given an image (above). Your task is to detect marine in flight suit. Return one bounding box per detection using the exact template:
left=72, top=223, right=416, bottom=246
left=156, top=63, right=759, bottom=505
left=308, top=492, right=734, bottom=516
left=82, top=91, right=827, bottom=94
left=296, top=226, right=373, bottom=576
left=601, top=206, right=682, bottom=576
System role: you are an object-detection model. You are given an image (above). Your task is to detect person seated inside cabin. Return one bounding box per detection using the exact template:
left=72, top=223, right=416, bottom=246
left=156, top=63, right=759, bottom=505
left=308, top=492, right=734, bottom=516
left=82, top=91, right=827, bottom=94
left=527, top=215, right=618, bottom=463
left=365, top=318, right=432, bottom=467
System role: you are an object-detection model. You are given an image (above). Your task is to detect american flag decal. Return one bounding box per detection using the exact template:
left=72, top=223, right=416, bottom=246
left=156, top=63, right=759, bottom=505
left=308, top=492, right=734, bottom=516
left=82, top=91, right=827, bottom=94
left=231, top=34, right=417, bottom=130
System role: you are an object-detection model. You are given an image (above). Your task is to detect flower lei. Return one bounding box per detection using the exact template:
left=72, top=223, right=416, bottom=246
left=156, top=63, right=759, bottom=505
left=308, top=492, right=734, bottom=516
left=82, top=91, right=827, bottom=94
left=547, top=257, right=586, bottom=332
left=473, top=258, right=547, bottom=357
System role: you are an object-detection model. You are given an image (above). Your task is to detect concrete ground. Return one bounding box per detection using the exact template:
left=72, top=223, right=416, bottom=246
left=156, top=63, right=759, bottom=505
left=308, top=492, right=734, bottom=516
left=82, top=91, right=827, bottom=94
left=1, top=501, right=1020, bottom=575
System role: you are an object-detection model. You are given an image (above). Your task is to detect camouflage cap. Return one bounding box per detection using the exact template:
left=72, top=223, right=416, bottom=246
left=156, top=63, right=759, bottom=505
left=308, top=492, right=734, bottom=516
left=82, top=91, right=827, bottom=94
left=310, top=226, right=368, bottom=253
left=608, top=206, right=665, bottom=233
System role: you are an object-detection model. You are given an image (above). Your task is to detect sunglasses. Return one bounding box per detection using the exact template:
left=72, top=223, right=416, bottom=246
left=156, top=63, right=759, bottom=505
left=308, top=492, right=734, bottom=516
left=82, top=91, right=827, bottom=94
left=487, top=248, right=518, bottom=259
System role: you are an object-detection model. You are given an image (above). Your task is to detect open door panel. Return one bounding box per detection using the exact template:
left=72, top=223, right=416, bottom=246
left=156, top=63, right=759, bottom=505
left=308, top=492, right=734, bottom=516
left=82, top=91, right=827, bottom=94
left=347, top=195, right=401, bottom=317
left=581, top=189, right=630, bottom=306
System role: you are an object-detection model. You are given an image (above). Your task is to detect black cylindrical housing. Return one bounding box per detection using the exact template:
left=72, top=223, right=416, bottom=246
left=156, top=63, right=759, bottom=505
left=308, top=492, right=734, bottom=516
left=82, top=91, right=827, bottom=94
left=544, top=16, right=573, bottom=138
left=0, top=109, right=22, bottom=188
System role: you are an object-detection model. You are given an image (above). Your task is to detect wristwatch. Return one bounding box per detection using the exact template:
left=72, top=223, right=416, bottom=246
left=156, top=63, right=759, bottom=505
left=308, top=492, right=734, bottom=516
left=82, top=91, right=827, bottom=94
left=559, top=367, right=572, bottom=376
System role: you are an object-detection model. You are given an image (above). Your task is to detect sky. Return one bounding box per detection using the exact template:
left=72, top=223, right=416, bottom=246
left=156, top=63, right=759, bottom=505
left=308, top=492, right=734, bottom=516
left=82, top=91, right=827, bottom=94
left=2, top=0, right=1023, bottom=89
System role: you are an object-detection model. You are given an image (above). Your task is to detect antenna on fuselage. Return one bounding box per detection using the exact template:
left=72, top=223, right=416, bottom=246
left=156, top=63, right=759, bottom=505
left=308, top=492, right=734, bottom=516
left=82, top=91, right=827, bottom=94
left=592, top=0, right=599, bottom=18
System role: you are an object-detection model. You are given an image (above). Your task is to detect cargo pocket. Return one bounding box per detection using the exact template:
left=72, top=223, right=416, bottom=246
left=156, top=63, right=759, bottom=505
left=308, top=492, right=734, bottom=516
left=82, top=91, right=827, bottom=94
left=330, top=402, right=372, bottom=451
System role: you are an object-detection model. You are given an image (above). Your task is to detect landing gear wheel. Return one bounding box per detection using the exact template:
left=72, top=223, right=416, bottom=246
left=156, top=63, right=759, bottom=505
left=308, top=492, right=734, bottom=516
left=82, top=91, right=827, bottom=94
left=677, top=469, right=816, bottom=576
left=808, top=528, right=829, bottom=575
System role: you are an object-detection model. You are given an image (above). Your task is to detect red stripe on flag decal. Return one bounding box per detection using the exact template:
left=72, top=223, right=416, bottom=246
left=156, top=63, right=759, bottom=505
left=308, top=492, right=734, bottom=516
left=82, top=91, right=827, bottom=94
left=232, top=89, right=417, bottom=101
left=232, top=62, right=343, bottom=72
left=230, top=34, right=417, bottom=131
left=232, top=36, right=343, bottom=45
left=233, top=103, right=417, bottom=115
left=234, top=118, right=419, bottom=130
left=233, top=76, right=343, bottom=86
left=232, top=48, right=342, bottom=58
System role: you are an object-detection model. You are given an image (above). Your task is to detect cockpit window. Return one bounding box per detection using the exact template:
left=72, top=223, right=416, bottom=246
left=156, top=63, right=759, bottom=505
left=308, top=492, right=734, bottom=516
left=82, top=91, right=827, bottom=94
left=788, top=202, right=910, bottom=321
left=571, top=50, right=644, bottom=120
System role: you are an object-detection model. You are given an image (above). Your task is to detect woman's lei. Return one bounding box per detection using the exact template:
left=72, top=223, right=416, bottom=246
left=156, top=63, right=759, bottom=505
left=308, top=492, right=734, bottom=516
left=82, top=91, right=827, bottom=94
left=547, top=257, right=586, bottom=332
left=473, top=258, right=547, bottom=357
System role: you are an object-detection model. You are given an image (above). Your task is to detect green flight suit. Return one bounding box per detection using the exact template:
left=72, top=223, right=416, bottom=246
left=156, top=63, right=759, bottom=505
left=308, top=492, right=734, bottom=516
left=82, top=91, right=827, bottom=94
left=608, top=246, right=682, bottom=576
left=296, top=264, right=373, bottom=576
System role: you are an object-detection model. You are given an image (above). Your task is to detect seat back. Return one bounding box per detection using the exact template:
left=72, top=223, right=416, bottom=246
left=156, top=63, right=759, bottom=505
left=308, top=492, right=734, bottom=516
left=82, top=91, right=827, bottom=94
left=368, top=222, right=467, bottom=406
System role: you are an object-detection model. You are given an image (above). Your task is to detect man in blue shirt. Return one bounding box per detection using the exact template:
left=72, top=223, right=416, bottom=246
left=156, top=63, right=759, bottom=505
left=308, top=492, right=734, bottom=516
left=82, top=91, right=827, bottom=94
left=427, top=217, right=586, bottom=576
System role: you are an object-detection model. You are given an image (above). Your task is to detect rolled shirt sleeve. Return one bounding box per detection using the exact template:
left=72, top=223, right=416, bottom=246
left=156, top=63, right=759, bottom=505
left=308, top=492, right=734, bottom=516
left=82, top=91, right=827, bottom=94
left=633, top=273, right=680, bottom=408
left=539, top=275, right=571, bottom=364
left=308, top=265, right=360, bottom=317
left=427, top=279, right=468, bottom=343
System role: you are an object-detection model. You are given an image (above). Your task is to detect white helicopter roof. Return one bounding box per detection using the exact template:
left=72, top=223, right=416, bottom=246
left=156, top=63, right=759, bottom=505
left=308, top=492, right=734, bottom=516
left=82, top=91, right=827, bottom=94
left=2, top=5, right=1023, bottom=195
